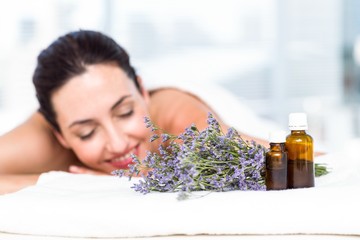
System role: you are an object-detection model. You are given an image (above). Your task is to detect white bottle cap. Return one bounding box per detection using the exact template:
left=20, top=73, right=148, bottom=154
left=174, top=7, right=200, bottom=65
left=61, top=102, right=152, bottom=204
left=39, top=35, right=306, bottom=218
left=288, top=112, right=308, bottom=130
left=268, top=130, right=287, bottom=143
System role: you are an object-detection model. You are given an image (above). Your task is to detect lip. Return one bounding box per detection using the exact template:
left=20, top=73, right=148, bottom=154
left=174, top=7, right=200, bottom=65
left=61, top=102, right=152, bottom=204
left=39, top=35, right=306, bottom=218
left=107, top=145, right=139, bottom=169
left=109, top=157, right=134, bottom=169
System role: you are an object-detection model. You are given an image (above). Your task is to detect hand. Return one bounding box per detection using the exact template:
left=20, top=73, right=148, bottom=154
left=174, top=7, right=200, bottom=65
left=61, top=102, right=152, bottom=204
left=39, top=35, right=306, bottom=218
left=69, top=165, right=107, bottom=175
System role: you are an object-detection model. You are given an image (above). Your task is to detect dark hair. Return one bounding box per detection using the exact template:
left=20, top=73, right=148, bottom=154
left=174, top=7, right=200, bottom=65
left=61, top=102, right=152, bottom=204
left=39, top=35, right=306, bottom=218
left=33, top=30, right=139, bottom=132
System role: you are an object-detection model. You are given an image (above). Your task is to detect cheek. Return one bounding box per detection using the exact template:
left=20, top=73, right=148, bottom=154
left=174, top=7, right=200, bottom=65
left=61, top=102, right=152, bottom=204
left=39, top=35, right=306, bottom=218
left=117, top=116, right=150, bottom=153
left=70, top=140, right=104, bottom=167
left=127, top=116, right=149, bottom=137
left=125, top=104, right=151, bottom=138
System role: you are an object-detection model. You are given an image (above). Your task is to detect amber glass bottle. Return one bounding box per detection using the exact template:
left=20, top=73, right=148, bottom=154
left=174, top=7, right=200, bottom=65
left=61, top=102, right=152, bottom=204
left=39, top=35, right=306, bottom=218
left=266, top=131, right=288, bottom=190
left=286, top=113, right=314, bottom=188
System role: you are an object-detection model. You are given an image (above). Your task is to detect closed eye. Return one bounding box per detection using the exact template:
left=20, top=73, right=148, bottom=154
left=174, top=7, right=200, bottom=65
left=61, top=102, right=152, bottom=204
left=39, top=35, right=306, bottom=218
left=79, top=129, right=95, bottom=140
left=118, top=109, right=134, bottom=118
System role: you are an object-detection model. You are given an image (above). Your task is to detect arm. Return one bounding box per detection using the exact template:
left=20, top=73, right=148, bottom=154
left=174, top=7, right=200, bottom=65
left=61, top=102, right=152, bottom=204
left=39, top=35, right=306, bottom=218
left=0, top=174, right=40, bottom=194
left=0, top=112, right=78, bottom=193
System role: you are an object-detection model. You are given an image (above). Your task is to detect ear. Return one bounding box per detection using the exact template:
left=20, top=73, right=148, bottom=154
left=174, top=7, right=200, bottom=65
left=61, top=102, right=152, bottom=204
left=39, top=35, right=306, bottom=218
left=53, top=130, right=71, bottom=149
left=136, top=76, right=150, bottom=105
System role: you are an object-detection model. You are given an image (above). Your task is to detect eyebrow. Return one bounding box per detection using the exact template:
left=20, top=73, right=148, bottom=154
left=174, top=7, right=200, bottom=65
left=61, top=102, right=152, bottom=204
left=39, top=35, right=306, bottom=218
left=111, top=94, right=132, bottom=111
left=68, top=95, right=132, bottom=129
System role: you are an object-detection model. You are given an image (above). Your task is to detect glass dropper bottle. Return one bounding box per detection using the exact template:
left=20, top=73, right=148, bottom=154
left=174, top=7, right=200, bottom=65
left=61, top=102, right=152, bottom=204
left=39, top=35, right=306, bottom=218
left=286, top=113, right=314, bottom=188
left=265, top=130, right=288, bottom=190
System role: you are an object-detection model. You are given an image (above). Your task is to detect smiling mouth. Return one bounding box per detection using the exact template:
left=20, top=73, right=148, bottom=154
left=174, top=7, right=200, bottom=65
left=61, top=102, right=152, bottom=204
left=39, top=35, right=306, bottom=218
left=106, top=146, right=139, bottom=169
left=112, top=152, right=133, bottom=162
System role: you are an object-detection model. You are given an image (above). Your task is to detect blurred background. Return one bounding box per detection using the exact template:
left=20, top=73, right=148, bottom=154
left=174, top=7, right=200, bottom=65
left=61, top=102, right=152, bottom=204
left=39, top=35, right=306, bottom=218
left=1, top=0, right=360, bottom=152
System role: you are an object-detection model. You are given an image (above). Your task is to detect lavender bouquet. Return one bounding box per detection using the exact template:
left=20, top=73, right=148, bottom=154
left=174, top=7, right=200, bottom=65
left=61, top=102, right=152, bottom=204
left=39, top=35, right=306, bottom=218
left=113, top=113, right=267, bottom=196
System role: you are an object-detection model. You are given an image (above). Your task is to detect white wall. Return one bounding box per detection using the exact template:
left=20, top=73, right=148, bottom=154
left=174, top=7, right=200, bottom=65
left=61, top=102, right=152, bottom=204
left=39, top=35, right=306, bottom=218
left=0, top=0, right=355, bottom=152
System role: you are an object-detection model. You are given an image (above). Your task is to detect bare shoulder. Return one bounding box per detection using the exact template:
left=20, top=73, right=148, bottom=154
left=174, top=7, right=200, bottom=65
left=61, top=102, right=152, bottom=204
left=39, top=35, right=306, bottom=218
left=148, top=88, right=268, bottom=146
left=149, top=88, right=226, bottom=134
left=149, top=88, right=209, bottom=110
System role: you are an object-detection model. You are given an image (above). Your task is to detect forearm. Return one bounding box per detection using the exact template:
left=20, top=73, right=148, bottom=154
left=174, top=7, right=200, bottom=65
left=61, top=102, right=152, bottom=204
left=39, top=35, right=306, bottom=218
left=0, top=174, right=40, bottom=195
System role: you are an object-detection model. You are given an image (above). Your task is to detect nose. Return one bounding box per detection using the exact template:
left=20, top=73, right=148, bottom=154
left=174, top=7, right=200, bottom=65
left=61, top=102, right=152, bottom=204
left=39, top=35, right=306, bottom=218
left=105, top=125, right=128, bottom=153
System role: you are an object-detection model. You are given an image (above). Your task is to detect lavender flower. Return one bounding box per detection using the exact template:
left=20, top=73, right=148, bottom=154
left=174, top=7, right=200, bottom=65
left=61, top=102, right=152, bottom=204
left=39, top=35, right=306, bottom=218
left=144, top=116, right=158, bottom=132
left=113, top=112, right=269, bottom=196
left=149, top=134, right=160, bottom=142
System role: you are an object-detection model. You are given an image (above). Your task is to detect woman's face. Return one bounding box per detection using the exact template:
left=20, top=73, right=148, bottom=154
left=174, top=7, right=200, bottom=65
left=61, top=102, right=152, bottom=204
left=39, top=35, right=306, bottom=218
left=52, top=63, right=151, bottom=173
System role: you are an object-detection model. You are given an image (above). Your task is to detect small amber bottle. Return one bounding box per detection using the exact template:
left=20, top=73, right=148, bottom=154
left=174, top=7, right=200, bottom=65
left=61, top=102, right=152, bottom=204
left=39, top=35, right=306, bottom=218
left=265, top=130, right=288, bottom=190
left=286, top=113, right=314, bottom=189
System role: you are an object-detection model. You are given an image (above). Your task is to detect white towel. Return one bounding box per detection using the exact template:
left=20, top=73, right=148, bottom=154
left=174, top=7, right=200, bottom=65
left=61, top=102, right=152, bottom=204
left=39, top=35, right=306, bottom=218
left=0, top=149, right=359, bottom=238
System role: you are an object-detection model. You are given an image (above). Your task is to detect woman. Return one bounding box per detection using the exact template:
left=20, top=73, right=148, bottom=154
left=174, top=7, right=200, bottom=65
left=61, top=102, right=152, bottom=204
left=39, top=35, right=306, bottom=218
left=0, top=30, right=266, bottom=194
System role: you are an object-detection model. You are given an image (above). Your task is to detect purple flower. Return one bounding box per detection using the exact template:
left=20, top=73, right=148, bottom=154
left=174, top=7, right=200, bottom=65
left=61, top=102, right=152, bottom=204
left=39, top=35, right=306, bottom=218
left=118, top=112, right=266, bottom=197
left=150, top=134, right=159, bottom=142
left=161, top=133, right=171, bottom=142
left=144, top=116, right=158, bottom=132
left=111, top=169, right=125, bottom=177
left=132, top=180, right=150, bottom=194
